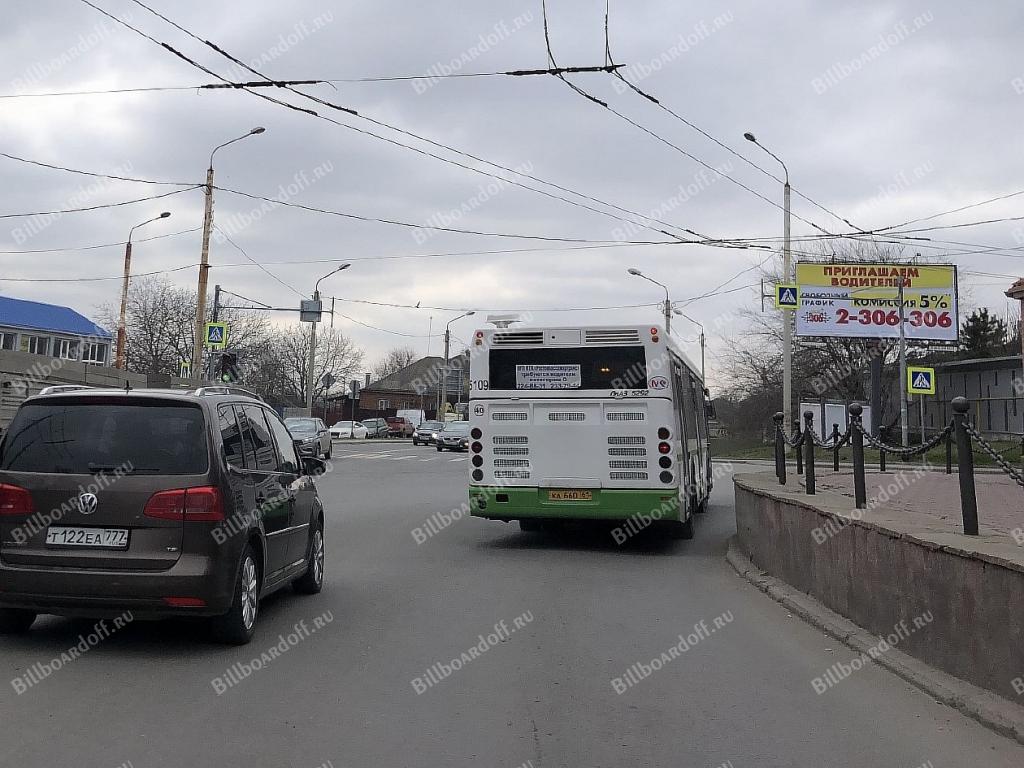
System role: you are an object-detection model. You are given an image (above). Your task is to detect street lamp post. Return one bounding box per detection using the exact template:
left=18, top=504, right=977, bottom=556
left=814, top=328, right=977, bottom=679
left=627, top=268, right=671, bottom=333
left=1005, top=280, right=1024, bottom=466
left=192, top=127, right=266, bottom=381
left=440, top=311, right=475, bottom=418
left=116, top=212, right=171, bottom=370
left=306, top=264, right=351, bottom=413
left=744, top=131, right=793, bottom=433
left=673, top=308, right=706, bottom=378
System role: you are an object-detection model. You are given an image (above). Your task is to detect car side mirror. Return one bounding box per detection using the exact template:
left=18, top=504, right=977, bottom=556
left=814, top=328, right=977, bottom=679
left=303, top=456, right=328, bottom=476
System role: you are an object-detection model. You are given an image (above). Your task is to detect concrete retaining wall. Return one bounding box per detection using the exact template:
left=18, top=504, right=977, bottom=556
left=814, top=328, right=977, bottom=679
left=735, top=473, right=1024, bottom=702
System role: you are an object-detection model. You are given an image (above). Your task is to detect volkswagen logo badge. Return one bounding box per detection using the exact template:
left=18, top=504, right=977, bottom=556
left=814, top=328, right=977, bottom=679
left=76, top=493, right=99, bottom=516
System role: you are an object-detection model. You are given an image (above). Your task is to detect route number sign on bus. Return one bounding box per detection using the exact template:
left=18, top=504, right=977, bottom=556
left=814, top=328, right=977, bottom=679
left=795, top=263, right=959, bottom=342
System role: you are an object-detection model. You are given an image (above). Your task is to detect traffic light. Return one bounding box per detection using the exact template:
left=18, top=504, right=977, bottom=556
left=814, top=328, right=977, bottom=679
left=218, top=352, right=240, bottom=383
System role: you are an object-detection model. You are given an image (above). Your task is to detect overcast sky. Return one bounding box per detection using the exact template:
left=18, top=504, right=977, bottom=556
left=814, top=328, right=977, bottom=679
left=3, top=0, right=1023, bottom=386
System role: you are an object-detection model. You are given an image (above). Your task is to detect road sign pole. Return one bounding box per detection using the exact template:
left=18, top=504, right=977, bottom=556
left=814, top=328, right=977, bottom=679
left=783, top=180, right=792, bottom=436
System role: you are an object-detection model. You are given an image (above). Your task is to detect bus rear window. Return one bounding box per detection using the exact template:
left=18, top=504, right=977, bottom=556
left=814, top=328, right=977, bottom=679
left=489, top=347, right=647, bottom=390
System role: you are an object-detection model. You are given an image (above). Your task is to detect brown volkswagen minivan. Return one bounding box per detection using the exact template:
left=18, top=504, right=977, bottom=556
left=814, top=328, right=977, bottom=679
left=0, top=386, right=326, bottom=644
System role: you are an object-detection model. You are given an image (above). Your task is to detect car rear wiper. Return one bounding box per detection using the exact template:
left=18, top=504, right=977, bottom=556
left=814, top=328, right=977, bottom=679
left=86, top=463, right=158, bottom=474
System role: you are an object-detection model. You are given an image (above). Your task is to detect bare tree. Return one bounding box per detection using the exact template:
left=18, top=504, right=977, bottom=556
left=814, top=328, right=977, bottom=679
left=372, top=346, right=418, bottom=382
left=96, top=277, right=271, bottom=377
left=246, top=324, right=364, bottom=408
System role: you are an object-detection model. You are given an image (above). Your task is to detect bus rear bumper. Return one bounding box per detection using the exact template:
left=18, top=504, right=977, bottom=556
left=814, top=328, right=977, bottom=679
left=469, top=486, right=681, bottom=522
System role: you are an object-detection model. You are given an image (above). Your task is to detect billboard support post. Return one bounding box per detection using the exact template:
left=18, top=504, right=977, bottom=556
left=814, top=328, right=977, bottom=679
left=898, top=276, right=908, bottom=447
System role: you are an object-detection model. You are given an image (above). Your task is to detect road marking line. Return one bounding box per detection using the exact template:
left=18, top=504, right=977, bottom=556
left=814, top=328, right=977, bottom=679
left=389, top=455, right=417, bottom=461
left=449, top=457, right=467, bottom=462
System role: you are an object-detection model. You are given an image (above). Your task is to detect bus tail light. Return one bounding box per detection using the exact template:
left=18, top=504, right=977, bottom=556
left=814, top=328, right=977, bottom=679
left=472, top=469, right=484, bottom=482
left=658, top=442, right=671, bottom=455
left=658, top=427, right=670, bottom=440
left=471, top=428, right=482, bottom=440
left=659, top=456, right=672, bottom=469
left=659, top=471, right=674, bottom=484
left=471, top=442, right=483, bottom=453
left=472, top=455, right=483, bottom=467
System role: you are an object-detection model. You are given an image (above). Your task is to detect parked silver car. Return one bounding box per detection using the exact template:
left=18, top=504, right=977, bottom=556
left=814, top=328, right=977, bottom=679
left=285, top=417, right=332, bottom=459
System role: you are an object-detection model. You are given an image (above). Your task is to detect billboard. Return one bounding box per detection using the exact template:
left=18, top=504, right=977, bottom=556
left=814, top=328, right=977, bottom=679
left=795, top=263, right=958, bottom=341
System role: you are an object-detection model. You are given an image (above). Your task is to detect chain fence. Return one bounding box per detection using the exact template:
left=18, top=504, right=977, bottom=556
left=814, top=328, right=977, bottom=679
left=769, top=396, right=1024, bottom=536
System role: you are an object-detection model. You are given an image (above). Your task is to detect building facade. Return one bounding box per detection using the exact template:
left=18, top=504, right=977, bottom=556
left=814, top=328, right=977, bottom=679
left=0, top=294, right=112, bottom=366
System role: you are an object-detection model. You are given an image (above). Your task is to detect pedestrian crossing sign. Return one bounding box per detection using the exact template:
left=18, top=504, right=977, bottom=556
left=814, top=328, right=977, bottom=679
left=907, top=366, right=936, bottom=395
left=775, top=284, right=800, bottom=310
left=204, top=322, right=229, bottom=349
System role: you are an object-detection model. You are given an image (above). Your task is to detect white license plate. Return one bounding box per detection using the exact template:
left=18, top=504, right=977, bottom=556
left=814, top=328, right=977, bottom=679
left=46, top=527, right=129, bottom=549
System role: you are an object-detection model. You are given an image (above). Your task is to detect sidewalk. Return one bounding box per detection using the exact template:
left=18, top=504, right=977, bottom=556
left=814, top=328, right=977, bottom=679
left=806, top=468, right=1024, bottom=538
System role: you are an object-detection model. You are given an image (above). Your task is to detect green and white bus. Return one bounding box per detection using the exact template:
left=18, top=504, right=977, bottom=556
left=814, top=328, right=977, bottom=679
left=467, top=324, right=712, bottom=538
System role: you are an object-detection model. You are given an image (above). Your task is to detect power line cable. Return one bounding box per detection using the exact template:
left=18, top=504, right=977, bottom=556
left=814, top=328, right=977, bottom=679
left=0, top=226, right=200, bottom=254
left=1, top=152, right=197, bottom=185
left=112, top=0, right=710, bottom=243
left=0, top=186, right=200, bottom=219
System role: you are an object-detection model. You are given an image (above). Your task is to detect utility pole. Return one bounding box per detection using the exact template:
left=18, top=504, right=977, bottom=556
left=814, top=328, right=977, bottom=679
left=192, top=127, right=265, bottom=382
left=898, top=276, right=909, bottom=446
left=440, top=311, right=475, bottom=418
left=744, top=132, right=793, bottom=431
left=193, top=166, right=215, bottom=382
left=306, top=264, right=351, bottom=413
left=116, top=212, right=170, bottom=370
left=306, top=291, right=319, bottom=413
left=627, top=268, right=671, bottom=334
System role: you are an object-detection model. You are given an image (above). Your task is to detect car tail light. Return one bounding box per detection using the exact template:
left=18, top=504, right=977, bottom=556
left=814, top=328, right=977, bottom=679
left=145, top=486, right=225, bottom=522
left=658, top=427, right=671, bottom=440
left=0, top=483, right=34, bottom=516
left=163, top=597, right=206, bottom=607
left=658, top=442, right=671, bottom=454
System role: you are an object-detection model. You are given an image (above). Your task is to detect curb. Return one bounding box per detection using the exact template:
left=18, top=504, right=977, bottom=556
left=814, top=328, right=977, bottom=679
left=726, top=536, right=1024, bottom=746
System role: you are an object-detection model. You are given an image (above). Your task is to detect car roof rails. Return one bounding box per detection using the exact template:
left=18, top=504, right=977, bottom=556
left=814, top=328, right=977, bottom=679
left=37, top=384, right=95, bottom=396
left=194, top=385, right=263, bottom=401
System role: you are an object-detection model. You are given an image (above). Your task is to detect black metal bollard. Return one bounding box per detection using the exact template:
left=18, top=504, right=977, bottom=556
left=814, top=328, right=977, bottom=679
left=803, top=411, right=816, bottom=495
left=773, top=412, right=786, bottom=485
left=879, top=447, right=886, bottom=473
left=945, top=430, right=952, bottom=475
left=832, top=423, right=841, bottom=472
left=794, top=420, right=803, bottom=475
left=849, top=403, right=867, bottom=509
left=952, top=397, right=979, bottom=535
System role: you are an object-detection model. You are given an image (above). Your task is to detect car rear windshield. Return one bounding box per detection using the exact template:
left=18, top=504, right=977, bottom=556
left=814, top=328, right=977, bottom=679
left=286, top=419, right=318, bottom=434
left=488, top=346, right=648, bottom=390
left=0, top=399, right=209, bottom=475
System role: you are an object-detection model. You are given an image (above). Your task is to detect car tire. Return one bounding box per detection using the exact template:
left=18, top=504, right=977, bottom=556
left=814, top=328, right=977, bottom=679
left=436, top=444, right=444, bottom=452
left=325, top=445, right=332, bottom=460
left=413, top=438, right=419, bottom=446
left=293, top=521, right=325, bottom=595
left=519, top=520, right=543, bottom=532
left=210, top=543, right=260, bottom=645
left=0, top=608, right=37, bottom=634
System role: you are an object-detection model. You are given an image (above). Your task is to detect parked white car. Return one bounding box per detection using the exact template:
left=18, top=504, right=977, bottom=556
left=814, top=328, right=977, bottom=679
left=330, top=420, right=368, bottom=439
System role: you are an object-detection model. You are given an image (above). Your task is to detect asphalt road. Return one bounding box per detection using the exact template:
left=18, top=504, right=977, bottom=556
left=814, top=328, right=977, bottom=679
left=4, top=442, right=1024, bottom=768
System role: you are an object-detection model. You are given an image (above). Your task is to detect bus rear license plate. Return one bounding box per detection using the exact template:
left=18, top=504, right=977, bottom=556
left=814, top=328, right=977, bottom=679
left=548, top=490, right=593, bottom=501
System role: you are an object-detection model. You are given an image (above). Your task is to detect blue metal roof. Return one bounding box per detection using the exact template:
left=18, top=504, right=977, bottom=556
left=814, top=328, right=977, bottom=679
left=0, top=295, right=111, bottom=339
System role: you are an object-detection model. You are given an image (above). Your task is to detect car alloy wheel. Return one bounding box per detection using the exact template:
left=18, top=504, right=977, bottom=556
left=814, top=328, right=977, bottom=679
left=241, top=555, right=258, bottom=631
left=311, top=529, right=324, bottom=586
